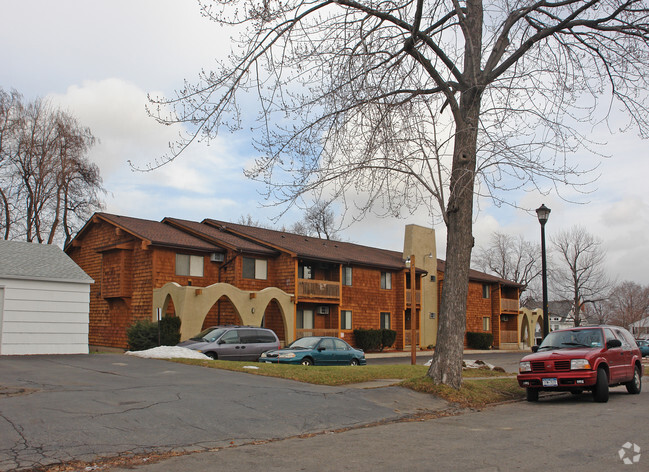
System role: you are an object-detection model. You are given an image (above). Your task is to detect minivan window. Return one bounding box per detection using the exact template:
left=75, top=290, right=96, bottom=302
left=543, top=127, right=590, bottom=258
left=220, top=330, right=240, bottom=344
left=191, top=327, right=226, bottom=342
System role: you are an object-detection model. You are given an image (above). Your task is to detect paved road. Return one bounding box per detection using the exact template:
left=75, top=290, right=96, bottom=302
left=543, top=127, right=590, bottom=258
left=0, top=354, right=446, bottom=471
left=114, top=385, right=647, bottom=472
left=2, top=354, right=647, bottom=471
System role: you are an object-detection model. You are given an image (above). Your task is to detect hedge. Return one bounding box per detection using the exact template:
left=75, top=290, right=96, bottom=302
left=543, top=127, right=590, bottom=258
left=353, top=328, right=397, bottom=352
left=127, top=316, right=181, bottom=351
left=466, top=331, right=493, bottom=350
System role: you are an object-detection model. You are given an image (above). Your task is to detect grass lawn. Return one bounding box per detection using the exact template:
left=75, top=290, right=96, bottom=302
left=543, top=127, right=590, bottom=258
left=171, top=358, right=525, bottom=408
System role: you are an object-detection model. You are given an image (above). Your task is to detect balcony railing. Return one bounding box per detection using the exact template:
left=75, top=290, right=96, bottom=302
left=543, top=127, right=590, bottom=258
left=405, top=290, right=422, bottom=305
left=296, top=328, right=340, bottom=339
left=297, top=279, right=340, bottom=299
left=501, top=298, right=519, bottom=313
left=500, top=330, right=519, bottom=344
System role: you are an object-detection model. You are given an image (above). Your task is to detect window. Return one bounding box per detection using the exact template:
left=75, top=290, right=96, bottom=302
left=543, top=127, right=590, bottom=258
left=297, top=309, right=314, bottom=329
left=333, top=338, right=349, bottom=350
left=380, top=312, right=391, bottom=329
left=176, top=254, right=204, bottom=277
left=482, top=284, right=490, bottom=298
left=342, top=266, right=352, bottom=286
left=341, top=310, right=352, bottom=330
left=243, top=257, right=267, bottom=280
left=380, top=272, right=392, bottom=290
left=220, top=330, right=240, bottom=344
left=319, top=338, right=335, bottom=350
left=298, top=264, right=313, bottom=279
left=483, top=316, right=491, bottom=331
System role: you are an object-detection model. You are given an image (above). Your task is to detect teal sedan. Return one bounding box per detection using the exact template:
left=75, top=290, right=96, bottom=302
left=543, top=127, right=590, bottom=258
left=637, top=339, right=649, bottom=357
left=260, top=336, right=366, bottom=366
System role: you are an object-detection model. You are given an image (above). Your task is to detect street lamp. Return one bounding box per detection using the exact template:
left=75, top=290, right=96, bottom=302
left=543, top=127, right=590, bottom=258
left=536, top=204, right=551, bottom=340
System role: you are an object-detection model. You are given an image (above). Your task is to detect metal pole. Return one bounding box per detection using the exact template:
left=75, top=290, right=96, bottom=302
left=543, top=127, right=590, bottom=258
left=410, top=254, right=416, bottom=365
left=540, top=222, right=549, bottom=339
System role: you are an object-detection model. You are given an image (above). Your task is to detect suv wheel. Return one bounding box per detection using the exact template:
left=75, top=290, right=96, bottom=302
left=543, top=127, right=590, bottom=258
left=592, top=368, right=609, bottom=403
left=526, top=388, right=539, bottom=402
left=626, top=366, right=642, bottom=395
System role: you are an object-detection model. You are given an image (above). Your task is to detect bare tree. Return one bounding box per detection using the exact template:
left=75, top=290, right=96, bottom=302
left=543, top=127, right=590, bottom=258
left=582, top=299, right=614, bottom=326
left=300, top=202, right=340, bottom=240
left=551, top=226, right=611, bottom=327
left=150, top=1, right=649, bottom=388
left=0, top=88, right=104, bottom=245
left=473, top=232, right=540, bottom=289
left=607, top=281, right=649, bottom=330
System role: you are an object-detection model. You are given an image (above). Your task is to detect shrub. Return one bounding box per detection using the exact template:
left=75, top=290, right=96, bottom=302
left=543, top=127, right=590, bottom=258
left=353, top=328, right=397, bottom=351
left=466, top=332, right=493, bottom=350
left=380, top=329, right=397, bottom=349
left=127, top=316, right=181, bottom=351
left=353, top=329, right=382, bottom=352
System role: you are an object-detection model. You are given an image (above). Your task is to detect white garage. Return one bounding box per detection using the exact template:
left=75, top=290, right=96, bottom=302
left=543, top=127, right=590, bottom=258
left=0, top=240, right=93, bottom=355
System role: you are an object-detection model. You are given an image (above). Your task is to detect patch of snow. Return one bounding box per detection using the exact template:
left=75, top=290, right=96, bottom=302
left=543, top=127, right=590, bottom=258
left=125, top=346, right=210, bottom=360
left=243, top=365, right=259, bottom=370
left=423, top=358, right=495, bottom=370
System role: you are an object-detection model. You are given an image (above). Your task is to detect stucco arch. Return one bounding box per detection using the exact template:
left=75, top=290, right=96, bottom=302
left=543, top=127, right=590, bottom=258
left=152, top=282, right=295, bottom=344
left=519, top=307, right=543, bottom=348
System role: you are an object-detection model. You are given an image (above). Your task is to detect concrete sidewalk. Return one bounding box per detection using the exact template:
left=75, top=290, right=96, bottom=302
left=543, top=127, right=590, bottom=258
left=365, top=348, right=525, bottom=358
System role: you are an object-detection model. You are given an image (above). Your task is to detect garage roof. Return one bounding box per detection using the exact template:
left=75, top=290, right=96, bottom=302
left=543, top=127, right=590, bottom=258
left=0, top=240, right=93, bottom=284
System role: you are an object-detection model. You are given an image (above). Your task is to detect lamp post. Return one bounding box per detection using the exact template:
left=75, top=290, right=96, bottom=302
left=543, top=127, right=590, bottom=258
left=536, top=204, right=551, bottom=340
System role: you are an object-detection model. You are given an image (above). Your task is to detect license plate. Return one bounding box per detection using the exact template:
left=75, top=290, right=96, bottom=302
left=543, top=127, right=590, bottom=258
left=542, top=378, right=558, bottom=387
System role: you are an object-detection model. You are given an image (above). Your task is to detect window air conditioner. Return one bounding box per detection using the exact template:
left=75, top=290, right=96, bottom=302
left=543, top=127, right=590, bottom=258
left=317, top=306, right=330, bottom=315
left=210, top=252, right=225, bottom=262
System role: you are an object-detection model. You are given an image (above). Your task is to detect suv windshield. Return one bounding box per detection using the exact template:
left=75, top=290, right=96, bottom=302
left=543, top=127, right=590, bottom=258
left=190, top=327, right=227, bottom=342
left=538, top=328, right=604, bottom=350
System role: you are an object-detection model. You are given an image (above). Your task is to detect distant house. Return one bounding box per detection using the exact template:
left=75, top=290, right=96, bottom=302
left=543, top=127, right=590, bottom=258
left=65, top=212, right=522, bottom=351
left=0, top=241, right=93, bottom=355
left=630, top=317, right=649, bottom=338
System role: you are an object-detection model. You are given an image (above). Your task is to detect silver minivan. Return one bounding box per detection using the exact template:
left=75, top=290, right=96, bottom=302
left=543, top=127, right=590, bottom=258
left=177, top=326, right=280, bottom=361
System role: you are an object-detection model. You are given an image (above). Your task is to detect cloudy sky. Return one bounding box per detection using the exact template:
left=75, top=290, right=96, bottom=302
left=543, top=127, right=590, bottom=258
left=2, top=1, right=648, bottom=286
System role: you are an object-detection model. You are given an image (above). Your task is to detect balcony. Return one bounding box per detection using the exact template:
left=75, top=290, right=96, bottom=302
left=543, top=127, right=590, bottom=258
left=296, top=328, right=340, bottom=339
left=405, top=290, right=421, bottom=306
left=501, top=298, right=519, bottom=313
left=500, top=330, right=519, bottom=344
left=297, top=279, right=340, bottom=300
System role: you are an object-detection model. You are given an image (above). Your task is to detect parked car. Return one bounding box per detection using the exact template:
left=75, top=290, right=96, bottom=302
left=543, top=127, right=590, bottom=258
left=260, top=336, right=366, bottom=366
left=517, top=325, right=643, bottom=403
left=178, top=326, right=280, bottom=361
left=636, top=339, right=649, bottom=357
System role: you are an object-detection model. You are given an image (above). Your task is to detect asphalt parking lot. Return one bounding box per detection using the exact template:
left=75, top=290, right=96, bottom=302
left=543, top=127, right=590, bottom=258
left=0, top=354, right=447, bottom=471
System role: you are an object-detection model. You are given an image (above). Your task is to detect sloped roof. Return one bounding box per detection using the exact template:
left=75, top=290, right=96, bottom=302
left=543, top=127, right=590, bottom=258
left=204, top=219, right=407, bottom=270
left=66, top=212, right=522, bottom=285
left=163, top=217, right=277, bottom=256
left=0, top=240, right=93, bottom=284
left=90, top=213, right=220, bottom=252
left=437, top=259, right=523, bottom=288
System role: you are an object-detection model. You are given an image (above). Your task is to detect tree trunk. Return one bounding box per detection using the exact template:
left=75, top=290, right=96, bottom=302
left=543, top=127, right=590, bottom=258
left=426, top=89, right=482, bottom=389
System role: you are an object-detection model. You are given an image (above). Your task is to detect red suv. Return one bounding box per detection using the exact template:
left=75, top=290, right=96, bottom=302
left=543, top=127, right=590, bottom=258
left=517, top=326, right=643, bottom=402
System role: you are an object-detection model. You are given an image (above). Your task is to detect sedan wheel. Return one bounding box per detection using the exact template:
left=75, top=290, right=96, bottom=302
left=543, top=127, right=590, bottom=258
left=626, top=367, right=642, bottom=395
left=350, top=358, right=360, bottom=366
left=205, top=352, right=217, bottom=360
left=301, top=358, right=313, bottom=366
